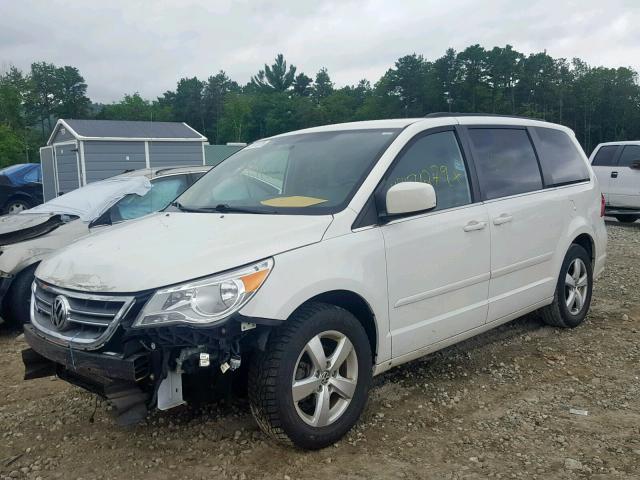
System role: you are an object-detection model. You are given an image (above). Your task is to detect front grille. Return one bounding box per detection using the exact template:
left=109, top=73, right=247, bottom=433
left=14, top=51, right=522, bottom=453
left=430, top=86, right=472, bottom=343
left=31, top=280, right=135, bottom=350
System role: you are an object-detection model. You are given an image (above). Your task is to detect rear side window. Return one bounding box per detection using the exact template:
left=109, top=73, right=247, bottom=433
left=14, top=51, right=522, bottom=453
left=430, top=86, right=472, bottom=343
left=22, top=165, right=41, bottom=184
left=382, top=130, right=472, bottom=212
left=618, top=145, right=640, bottom=167
left=533, top=127, right=590, bottom=186
left=467, top=128, right=542, bottom=200
left=591, top=146, right=618, bottom=166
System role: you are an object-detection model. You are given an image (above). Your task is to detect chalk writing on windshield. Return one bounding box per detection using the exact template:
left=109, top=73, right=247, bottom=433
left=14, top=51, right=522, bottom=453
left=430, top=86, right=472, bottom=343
left=391, top=164, right=464, bottom=188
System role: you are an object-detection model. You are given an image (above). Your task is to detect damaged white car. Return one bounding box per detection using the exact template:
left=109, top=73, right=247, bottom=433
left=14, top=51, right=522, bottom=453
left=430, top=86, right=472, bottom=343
left=0, top=166, right=208, bottom=326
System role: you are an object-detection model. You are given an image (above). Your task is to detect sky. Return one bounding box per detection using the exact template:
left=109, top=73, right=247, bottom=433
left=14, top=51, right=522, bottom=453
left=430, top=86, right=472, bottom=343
left=1, top=0, right=639, bottom=104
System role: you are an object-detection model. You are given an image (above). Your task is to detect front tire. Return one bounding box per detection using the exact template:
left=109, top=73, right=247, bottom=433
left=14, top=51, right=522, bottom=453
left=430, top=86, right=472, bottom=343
left=540, top=244, right=593, bottom=328
left=4, top=264, right=37, bottom=327
left=248, top=303, right=372, bottom=449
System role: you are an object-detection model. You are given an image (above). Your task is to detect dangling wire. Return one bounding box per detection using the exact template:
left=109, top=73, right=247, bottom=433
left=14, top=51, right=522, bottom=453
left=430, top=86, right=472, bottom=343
left=88, top=395, right=98, bottom=423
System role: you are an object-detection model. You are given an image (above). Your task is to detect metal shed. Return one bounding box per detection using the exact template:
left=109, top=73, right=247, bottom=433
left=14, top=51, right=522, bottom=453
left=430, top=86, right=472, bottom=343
left=39, top=119, right=208, bottom=201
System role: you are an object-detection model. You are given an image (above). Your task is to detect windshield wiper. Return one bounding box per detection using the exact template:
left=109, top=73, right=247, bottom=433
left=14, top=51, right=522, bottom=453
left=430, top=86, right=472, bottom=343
left=211, top=204, right=278, bottom=214
left=171, top=202, right=277, bottom=214
left=170, top=201, right=203, bottom=213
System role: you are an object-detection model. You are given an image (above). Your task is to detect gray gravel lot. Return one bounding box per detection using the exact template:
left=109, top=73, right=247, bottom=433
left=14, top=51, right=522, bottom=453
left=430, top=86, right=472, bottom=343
left=1, top=223, right=639, bottom=479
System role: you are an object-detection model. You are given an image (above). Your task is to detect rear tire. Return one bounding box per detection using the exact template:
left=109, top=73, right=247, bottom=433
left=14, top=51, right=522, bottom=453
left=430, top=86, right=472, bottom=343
left=615, top=215, right=638, bottom=224
left=4, top=264, right=37, bottom=327
left=540, top=245, right=592, bottom=328
left=248, top=303, right=372, bottom=449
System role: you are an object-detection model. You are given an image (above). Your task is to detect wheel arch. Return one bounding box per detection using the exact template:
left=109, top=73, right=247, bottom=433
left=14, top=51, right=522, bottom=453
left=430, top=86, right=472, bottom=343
left=293, top=290, right=379, bottom=363
left=571, top=232, right=595, bottom=265
left=3, top=192, right=34, bottom=209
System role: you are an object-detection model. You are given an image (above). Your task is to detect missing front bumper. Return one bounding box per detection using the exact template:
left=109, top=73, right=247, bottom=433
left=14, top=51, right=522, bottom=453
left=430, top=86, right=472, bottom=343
left=22, top=324, right=152, bottom=425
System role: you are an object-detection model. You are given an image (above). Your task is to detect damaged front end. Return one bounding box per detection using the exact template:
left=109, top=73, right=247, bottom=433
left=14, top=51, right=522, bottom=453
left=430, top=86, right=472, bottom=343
left=22, top=279, right=272, bottom=425
left=0, top=213, right=74, bottom=246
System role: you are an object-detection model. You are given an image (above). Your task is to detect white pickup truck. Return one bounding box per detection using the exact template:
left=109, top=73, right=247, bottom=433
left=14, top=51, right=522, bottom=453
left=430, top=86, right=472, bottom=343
left=590, top=141, right=640, bottom=223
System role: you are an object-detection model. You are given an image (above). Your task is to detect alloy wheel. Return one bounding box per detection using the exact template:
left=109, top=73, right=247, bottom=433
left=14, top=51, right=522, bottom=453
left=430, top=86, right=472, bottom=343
left=565, top=258, right=588, bottom=315
left=292, top=330, right=358, bottom=427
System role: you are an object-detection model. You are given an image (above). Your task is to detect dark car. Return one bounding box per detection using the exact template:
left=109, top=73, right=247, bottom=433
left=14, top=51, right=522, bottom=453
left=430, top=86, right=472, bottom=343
left=0, top=164, right=43, bottom=214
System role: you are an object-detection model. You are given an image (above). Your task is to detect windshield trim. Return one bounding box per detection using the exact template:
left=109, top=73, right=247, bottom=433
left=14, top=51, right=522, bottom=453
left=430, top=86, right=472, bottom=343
left=172, top=128, right=403, bottom=216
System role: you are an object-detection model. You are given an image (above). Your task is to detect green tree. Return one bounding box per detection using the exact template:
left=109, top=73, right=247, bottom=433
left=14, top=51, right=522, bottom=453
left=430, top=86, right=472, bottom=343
left=219, top=94, right=251, bottom=142
left=0, top=67, right=28, bottom=129
left=55, top=66, right=90, bottom=119
left=251, top=54, right=297, bottom=92
left=292, top=73, right=313, bottom=96
left=384, top=54, right=431, bottom=116
left=203, top=71, right=239, bottom=143
left=0, top=124, right=25, bottom=167
left=167, top=77, right=206, bottom=133
left=97, top=93, right=171, bottom=121
left=456, top=45, right=490, bottom=111
left=25, top=62, right=60, bottom=140
left=312, top=68, right=334, bottom=102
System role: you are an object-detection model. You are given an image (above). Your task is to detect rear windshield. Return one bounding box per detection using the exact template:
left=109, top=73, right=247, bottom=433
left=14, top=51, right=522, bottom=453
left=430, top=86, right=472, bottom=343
left=176, top=129, right=400, bottom=215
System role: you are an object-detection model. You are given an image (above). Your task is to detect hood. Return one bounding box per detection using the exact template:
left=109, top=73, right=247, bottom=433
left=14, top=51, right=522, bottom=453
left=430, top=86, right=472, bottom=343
left=36, top=212, right=333, bottom=292
left=0, top=213, right=73, bottom=246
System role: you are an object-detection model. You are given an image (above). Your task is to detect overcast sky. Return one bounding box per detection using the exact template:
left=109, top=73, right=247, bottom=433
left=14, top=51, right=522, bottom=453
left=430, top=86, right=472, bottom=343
left=1, top=0, right=639, bottom=103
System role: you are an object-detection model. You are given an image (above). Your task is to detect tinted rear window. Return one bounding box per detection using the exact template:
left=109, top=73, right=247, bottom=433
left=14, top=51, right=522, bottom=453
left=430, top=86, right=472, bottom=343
left=591, top=145, right=618, bottom=166
left=533, top=127, right=590, bottom=186
left=467, top=128, right=542, bottom=200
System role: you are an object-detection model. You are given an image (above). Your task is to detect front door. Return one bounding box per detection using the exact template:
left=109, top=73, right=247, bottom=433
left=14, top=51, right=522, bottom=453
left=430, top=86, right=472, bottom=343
left=611, top=145, right=640, bottom=209
left=382, top=129, right=490, bottom=358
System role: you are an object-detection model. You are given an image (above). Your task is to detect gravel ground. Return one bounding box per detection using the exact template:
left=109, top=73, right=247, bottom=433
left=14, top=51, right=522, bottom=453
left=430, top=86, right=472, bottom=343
left=1, top=223, right=639, bottom=480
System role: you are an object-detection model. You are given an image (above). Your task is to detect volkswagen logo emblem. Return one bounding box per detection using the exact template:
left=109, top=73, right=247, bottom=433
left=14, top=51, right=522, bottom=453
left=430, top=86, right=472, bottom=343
left=51, top=295, right=71, bottom=331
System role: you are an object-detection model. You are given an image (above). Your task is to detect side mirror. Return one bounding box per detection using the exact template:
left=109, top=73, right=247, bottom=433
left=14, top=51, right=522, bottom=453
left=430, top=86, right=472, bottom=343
left=630, top=160, right=640, bottom=170
left=385, top=182, right=436, bottom=217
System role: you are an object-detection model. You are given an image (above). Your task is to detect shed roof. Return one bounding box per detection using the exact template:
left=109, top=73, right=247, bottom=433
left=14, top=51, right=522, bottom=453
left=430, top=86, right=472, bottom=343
left=48, top=119, right=207, bottom=144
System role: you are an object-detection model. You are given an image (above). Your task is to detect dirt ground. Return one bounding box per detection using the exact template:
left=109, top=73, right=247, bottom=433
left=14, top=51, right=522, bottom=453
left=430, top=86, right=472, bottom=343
left=1, top=221, right=639, bottom=480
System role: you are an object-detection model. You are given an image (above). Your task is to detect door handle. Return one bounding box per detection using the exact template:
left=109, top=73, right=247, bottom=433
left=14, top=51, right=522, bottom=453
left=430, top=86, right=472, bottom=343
left=493, top=214, right=513, bottom=225
left=463, top=220, right=487, bottom=232
left=611, top=171, right=618, bottom=178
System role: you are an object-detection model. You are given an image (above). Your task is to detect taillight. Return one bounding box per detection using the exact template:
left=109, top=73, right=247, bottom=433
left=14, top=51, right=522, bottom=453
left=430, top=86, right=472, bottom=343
left=600, top=193, right=606, bottom=217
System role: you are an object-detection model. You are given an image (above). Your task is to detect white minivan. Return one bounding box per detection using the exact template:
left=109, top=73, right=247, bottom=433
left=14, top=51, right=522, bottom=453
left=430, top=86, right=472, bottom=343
left=23, top=115, right=607, bottom=449
left=590, top=141, right=640, bottom=223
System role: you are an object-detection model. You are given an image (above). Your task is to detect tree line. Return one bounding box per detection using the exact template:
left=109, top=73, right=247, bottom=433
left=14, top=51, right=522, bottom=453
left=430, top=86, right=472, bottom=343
left=1, top=44, right=640, bottom=167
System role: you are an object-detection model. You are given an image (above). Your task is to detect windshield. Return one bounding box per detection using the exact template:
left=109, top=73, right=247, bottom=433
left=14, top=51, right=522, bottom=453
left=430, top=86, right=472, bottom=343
left=112, top=174, right=190, bottom=221
left=175, top=129, right=400, bottom=214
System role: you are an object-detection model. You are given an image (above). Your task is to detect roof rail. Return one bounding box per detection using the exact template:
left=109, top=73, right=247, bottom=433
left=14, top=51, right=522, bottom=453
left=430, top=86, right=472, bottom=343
left=424, top=112, right=547, bottom=122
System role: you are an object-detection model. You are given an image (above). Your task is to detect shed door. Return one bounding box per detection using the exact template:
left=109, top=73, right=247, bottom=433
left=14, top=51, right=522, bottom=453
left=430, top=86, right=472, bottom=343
left=40, top=146, right=57, bottom=202
left=54, top=142, right=81, bottom=196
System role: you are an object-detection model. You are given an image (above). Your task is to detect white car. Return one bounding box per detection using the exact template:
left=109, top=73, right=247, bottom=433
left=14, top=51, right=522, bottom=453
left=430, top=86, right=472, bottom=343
left=0, top=166, right=209, bottom=326
left=23, top=115, right=606, bottom=449
left=590, top=141, right=640, bottom=223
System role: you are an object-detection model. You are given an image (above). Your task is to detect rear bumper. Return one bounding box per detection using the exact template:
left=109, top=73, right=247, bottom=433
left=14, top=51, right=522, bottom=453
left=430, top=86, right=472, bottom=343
left=22, top=324, right=150, bottom=384
left=604, top=207, right=640, bottom=216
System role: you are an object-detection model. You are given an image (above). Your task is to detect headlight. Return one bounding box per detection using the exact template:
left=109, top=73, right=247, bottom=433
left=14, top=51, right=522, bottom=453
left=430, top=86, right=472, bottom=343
left=133, top=258, right=273, bottom=328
